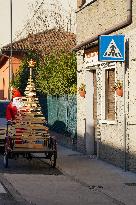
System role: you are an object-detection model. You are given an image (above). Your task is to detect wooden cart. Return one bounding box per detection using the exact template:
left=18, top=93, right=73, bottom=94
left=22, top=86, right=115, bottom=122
left=4, top=111, right=57, bottom=168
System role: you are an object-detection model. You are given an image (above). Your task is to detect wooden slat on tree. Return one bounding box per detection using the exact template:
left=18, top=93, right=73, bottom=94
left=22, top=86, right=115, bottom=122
left=9, top=79, right=49, bottom=150
left=29, top=125, right=47, bottom=129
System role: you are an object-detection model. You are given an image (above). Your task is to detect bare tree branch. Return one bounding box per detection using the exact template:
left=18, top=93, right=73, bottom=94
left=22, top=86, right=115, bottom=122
left=14, top=0, right=76, bottom=41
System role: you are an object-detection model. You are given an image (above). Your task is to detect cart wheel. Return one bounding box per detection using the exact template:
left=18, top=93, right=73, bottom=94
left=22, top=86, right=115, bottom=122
left=3, top=152, right=8, bottom=168
left=50, top=152, right=57, bottom=168
left=27, top=153, right=32, bottom=160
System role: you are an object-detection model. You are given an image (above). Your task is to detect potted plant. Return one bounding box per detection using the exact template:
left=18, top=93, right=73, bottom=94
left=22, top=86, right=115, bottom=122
left=78, top=83, right=86, bottom=98
left=113, top=80, right=123, bottom=97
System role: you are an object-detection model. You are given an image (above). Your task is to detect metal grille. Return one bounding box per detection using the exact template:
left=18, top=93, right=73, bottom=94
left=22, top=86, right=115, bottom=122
left=47, top=95, right=77, bottom=139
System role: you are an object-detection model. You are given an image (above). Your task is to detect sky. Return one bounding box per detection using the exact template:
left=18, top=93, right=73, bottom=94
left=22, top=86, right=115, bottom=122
left=0, top=0, right=76, bottom=47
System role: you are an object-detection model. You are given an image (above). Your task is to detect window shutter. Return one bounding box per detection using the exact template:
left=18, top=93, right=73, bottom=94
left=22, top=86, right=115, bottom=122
left=105, top=69, right=115, bottom=120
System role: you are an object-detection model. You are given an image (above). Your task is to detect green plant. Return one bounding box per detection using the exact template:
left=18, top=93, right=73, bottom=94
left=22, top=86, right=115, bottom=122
left=113, top=80, right=123, bottom=90
left=34, top=51, right=77, bottom=95
left=78, top=83, right=86, bottom=91
left=11, top=50, right=40, bottom=94
left=11, top=50, right=77, bottom=96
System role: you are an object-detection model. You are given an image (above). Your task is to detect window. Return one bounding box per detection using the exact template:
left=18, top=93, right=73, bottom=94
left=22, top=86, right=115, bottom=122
left=105, top=69, right=115, bottom=120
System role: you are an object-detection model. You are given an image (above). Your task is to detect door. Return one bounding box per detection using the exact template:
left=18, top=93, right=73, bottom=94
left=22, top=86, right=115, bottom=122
left=85, top=69, right=97, bottom=155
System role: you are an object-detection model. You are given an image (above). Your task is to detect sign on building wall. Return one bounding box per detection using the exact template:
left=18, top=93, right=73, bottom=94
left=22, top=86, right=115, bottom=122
left=99, top=35, right=125, bottom=61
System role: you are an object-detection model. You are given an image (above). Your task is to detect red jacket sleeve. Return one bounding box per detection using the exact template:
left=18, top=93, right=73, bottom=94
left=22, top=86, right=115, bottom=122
left=6, top=103, right=17, bottom=121
left=6, top=103, right=12, bottom=121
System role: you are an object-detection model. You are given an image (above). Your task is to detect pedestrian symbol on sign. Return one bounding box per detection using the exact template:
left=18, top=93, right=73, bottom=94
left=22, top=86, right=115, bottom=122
left=103, top=39, right=122, bottom=58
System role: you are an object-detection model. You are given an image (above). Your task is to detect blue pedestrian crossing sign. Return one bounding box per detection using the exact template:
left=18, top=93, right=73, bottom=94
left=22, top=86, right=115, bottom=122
left=99, top=35, right=125, bottom=61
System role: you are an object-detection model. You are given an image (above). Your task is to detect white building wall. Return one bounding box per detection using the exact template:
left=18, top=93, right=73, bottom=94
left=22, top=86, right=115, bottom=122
left=76, top=50, right=86, bottom=153
left=125, top=28, right=136, bottom=171
left=76, top=0, right=136, bottom=170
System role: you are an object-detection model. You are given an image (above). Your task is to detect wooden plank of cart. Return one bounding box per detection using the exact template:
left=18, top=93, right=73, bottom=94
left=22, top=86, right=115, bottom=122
left=4, top=111, right=57, bottom=168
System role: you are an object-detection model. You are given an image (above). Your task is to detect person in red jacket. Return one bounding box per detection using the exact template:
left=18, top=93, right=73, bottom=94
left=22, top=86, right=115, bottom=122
left=5, top=88, right=24, bottom=146
left=6, top=88, right=22, bottom=122
left=6, top=99, right=17, bottom=121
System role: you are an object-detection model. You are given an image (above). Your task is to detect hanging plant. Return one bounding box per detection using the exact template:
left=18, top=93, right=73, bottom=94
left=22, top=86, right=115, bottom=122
left=78, top=83, right=86, bottom=98
left=113, top=80, right=123, bottom=97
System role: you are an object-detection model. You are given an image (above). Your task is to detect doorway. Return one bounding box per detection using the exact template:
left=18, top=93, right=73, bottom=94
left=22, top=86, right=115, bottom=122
left=85, top=69, right=97, bottom=155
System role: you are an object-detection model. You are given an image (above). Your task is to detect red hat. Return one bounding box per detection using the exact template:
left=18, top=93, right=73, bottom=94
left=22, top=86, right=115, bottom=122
left=12, top=88, right=22, bottom=98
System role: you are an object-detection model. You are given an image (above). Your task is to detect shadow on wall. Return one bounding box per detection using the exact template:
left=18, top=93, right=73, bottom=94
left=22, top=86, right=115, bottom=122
left=99, top=142, right=125, bottom=169
left=76, top=130, right=136, bottom=172
left=98, top=40, right=130, bottom=170
left=99, top=141, right=136, bottom=172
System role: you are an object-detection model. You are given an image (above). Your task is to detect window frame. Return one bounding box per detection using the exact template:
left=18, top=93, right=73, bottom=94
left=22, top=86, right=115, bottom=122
left=99, top=63, right=117, bottom=124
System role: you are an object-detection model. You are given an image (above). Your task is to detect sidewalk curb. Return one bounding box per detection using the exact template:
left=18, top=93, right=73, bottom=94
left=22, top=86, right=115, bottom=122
left=0, top=173, right=35, bottom=205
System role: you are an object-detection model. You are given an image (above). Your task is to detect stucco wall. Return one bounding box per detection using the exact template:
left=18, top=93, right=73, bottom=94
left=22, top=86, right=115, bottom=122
left=96, top=61, right=125, bottom=168
left=125, top=29, right=136, bottom=171
left=76, top=0, right=136, bottom=44
left=0, top=56, right=21, bottom=99
left=12, top=56, right=22, bottom=75
left=76, top=50, right=86, bottom=153
left=76, top=0, right=136, bottom=170
left=0, top=60, right=10, bottom=99
left=97, top=28, right=136, bottom=170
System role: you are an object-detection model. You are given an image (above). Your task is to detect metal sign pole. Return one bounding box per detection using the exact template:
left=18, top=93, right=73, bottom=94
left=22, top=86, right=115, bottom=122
left=123, top=58, right=127, bottom=172
left=9, top=0, right=13, bottom=100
